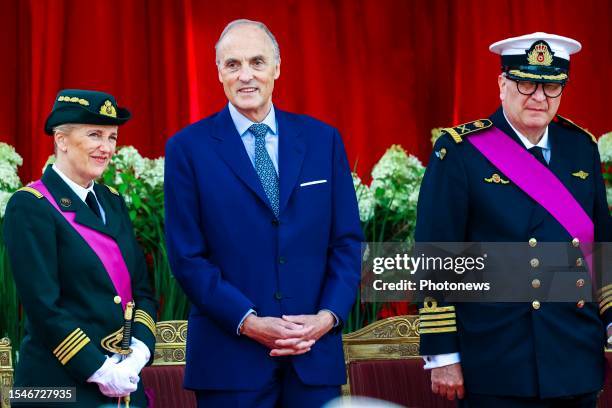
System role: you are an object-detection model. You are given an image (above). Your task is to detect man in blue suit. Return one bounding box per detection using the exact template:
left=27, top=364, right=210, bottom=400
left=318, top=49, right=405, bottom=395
left=164, top=19, right=363, bottom=408
left=416, top=33, right=611, bottom=407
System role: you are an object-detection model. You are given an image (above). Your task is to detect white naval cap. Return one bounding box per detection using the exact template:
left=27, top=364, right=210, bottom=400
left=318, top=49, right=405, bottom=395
left=490, top=32, right=581, bottom=60
left=489, top=32, right=582, bottom=83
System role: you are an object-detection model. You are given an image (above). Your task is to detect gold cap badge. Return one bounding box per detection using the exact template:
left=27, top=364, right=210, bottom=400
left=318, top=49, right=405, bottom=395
left=100, top=100, right=117, bottom=118
left=527, top=40, right=553, bottom=66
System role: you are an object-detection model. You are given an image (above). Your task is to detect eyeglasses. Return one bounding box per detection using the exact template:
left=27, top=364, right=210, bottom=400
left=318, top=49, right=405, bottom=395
left=510, top=79, right=564, bottom=98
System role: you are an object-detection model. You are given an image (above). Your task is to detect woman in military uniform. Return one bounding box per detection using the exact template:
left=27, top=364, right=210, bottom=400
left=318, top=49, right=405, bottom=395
left=4, top=89, right=157, bottom=407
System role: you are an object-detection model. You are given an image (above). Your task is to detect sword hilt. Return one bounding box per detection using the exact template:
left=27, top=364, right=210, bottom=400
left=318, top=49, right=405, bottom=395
left=119, top=301, right=135, bottom=355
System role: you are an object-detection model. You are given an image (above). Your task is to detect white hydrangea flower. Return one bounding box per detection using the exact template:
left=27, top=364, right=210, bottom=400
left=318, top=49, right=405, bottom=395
left=0, top=190, right=11, bottom=218
left=112, top=146, right=146, bottom=176
left=598, top=132, right=612, bottom=164
left=370, top=145, right=425, bottom=214
left=0, top=162, right=22, bottom=190
left=607, top=185, right=612, bottom=208
left=352, top=173, right=374, bottom=222
left=141, top=157, right=164, bottom=188
left=0, top=143, right=23, bottom=167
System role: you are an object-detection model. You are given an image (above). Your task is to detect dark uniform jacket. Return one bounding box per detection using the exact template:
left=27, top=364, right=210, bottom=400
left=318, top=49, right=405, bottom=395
left=416, top=107, right=611, bottom=398
left=3, top=166, right=157, bottom=407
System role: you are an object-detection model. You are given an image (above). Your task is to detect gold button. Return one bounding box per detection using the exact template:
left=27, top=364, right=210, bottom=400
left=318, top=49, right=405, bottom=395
left=531, top=279, right=541, bottom=289
left=113, top=296, right=122, bottom=304
left=532, top=300, right=540, bottom=310
left=576, top=258, right=584, bottom=267
left=528, top=238, right=537, bottom=247
left=530, top=258, right=540, bottom=268
left=576, top=279, right=585, bottom=288
left=572, top=238, right=580, bottom=248
left=577, top=300, right=585, bottom=308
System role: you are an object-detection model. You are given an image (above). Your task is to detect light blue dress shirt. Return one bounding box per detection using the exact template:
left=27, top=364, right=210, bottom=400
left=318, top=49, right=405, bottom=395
left=503, top=110, right=551, bottom=163
left=228, top=102, right=279, bottom=175
left=227, top=102, right=339, bottom=334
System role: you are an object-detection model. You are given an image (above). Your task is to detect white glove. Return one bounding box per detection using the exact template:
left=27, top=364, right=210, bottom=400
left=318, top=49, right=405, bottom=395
left=115, top=337, right=151, bottom=374
left=87, top=355, right=139, bottom=398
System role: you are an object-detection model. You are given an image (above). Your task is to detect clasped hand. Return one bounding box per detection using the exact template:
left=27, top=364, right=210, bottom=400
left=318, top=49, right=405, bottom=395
left=88, top=355, right=139, bottom=398
left=87, top=338, right=150, bottom=398
left=241, top=311, right=335, bottom=356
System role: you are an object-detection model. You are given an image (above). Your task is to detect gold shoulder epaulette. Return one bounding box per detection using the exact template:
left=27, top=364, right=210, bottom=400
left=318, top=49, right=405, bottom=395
left=441, top=119, right=492, bottom=143
left=555, top=115, right=597, bottom=144
left=105, top=185, right=119, bottom=196
left=16, top=186, right=43, bottom=198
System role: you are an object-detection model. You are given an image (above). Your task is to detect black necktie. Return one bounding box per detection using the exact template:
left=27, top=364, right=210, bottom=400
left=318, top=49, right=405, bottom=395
left=86, top=191, right=102, bottom=219
left=529, top=146, right=548, bottom=167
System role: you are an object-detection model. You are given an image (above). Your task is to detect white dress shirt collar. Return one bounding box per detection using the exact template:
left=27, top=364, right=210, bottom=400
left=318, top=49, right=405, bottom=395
left=52, top=163, right=96, bottom=202
left=502, top=109, right=550, bottom=151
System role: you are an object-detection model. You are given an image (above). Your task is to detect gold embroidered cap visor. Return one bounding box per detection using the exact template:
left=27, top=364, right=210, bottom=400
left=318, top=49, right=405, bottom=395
left=44, top=89, right=131, bottom=135
left=489, top=32, right=582, bottom=85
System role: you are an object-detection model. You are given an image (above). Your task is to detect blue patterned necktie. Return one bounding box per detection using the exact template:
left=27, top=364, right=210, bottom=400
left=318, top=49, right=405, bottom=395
left=249, top=123, right=279, bottom=216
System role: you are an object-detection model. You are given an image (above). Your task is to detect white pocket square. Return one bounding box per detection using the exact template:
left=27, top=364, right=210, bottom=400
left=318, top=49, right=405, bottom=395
left=300, top=179, right=327, bottom=187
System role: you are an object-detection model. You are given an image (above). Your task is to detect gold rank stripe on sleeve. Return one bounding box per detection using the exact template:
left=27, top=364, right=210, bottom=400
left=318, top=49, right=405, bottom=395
left=599, top=292, right=612, bottom=306
left=418, top=312, right=457, bottom=334
left=420, top=326, right=458, bottom=334
left=52, top=328, right=91, bottom=365
left=598, top=285, right=612, bottom=315
left=598, top=284, right=612, bottom=300
left=419, top=298, right=457, bottom=334
left=419, top=312, right=456, bottom=321
left=134, top=310, right=156, bottom=336
left=420, top=319, right=457, bottom=328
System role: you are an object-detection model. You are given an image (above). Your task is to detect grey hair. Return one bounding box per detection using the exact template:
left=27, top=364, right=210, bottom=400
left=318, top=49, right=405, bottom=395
left=215, top=19, right=280, bottom=66
left=52, top=123, right=77, bottom=136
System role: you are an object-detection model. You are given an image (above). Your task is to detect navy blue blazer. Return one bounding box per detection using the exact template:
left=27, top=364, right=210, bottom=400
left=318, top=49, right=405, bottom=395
left=416, top=107, right=611, bottom=398
left=164, top=106, right=363, bottom=390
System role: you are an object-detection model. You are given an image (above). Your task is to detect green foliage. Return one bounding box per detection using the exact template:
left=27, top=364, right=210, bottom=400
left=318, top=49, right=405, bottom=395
left=598, top=133, right=612, bottom=213
left=346, top=145, right=425, bottom=333
left=102, top=147, right=190, bottom=321
left=0, top=143, right=24, bottom=357
left=0, top=221, right=24, bottom=349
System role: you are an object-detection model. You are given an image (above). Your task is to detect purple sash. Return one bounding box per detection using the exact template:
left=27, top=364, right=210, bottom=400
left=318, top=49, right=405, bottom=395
left=30, top=180, right=133, bottom=309
left=467, top=127, right=594, bottom=274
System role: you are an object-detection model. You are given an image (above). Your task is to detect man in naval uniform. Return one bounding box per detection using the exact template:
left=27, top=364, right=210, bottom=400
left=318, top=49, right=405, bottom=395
left=415, top=33, right=611, bottom=407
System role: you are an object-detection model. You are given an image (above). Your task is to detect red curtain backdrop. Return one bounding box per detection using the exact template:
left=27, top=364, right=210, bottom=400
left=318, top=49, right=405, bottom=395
left=2, top=0, right=611, bottom=182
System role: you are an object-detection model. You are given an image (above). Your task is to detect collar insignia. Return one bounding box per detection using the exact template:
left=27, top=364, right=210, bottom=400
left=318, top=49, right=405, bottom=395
left=435, top=148, right=447, bottom=160
left=484, top=173, right=510, bottom=184
left=571, top=170, right=589, bottom=180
